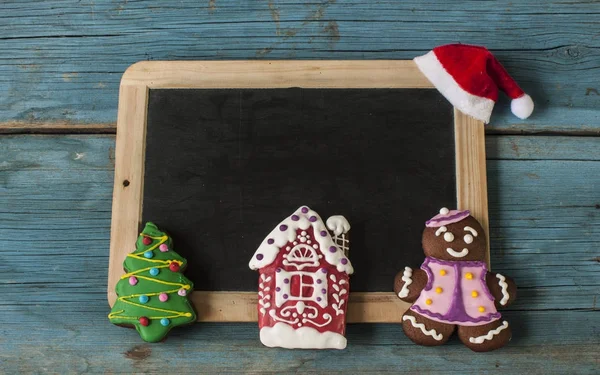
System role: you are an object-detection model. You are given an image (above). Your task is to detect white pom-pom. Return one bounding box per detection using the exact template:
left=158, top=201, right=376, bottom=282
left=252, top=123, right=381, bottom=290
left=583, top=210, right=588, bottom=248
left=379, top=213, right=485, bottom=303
left=439, top=208, right=449, bottom=215
left=511, top=94, right=534, bottom=120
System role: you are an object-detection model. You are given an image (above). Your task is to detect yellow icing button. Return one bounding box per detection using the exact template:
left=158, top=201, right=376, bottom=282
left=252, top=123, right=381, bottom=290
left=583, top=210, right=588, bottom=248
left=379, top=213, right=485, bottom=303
left=478, top=306, right=485, bottom=312
left=472, top=290, right=479, bottom=298
left=435, top=287, right=443, bottom=294
left=465, top=272, right=474, bottom=280
left=439, top=269, right=447, bottom=276
left=425, top=298, right=433, bottom=305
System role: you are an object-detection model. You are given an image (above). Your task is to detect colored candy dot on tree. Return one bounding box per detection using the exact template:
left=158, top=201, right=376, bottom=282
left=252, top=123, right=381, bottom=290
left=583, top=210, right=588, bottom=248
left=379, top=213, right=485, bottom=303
left=139, top=295, right=149, bottom=303
left=144, top=251, right=154, bottom=259
left=159, top=293, right=169, bottom=302
left=178, top=289, right=187, bottom=296
left=129, top=276, right=138, bottom=286
left=169, top=262, right=180, bottom=272
left=149, top=268, right=159, bottom=276
left=142, top=236, right=152, bottom=245
left=159, top=243, right=169, bottom=252
left=139, top=317, right=150, bottom=326
left=160, top=318, right=170, bottom=326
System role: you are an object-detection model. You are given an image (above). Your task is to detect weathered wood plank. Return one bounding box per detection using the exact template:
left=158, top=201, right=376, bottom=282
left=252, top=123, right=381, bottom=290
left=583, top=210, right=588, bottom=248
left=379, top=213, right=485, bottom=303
left=1, top=1, right=599, bottom=131
left=0, top=308, right=597, bottom=374
left=1, top=135, right=598, bottom=316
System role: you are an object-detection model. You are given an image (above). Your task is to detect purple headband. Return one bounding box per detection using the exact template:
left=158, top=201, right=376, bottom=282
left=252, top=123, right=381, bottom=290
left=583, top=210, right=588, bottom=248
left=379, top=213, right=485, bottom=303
left=425, top=208, right=470, bottom=228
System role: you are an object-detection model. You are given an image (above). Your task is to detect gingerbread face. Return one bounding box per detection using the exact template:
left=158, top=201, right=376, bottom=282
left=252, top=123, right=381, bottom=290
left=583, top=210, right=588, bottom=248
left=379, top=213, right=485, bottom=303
left=422, top=215, right=486, bottom=262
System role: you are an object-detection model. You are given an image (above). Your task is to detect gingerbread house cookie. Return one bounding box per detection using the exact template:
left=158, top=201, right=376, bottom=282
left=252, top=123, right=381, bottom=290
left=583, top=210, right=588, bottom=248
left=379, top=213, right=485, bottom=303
left=249, top=206, right=353, bottom=349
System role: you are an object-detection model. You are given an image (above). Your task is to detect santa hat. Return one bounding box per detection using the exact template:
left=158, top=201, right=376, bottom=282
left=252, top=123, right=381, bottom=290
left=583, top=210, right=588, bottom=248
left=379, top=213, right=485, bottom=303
left=414, top=44, right=534, bottom=124
left=426, top=208, right=470, bottom=228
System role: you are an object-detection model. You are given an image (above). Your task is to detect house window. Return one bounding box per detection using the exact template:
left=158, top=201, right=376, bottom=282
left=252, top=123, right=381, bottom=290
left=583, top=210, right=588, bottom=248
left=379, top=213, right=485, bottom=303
left=275, top=270, right=327, bottom=308
left=283, top=244, right=319, bottom=270
left=290, top=274, right=314, bottom=298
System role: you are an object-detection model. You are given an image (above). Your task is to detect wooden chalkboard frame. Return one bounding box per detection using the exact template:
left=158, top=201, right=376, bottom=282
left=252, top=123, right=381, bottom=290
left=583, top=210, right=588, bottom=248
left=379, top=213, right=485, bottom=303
left=108, top=61, right=489, bottom=323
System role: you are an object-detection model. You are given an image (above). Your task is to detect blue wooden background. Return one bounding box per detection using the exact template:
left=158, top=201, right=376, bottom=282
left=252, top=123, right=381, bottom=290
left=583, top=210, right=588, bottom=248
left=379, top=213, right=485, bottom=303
left=1, top=1, right=598, bottom=373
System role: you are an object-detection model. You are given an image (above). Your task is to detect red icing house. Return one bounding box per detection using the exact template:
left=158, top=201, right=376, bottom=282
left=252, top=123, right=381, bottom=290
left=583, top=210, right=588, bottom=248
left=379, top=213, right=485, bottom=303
left=249, top=206, right=353, bottom=349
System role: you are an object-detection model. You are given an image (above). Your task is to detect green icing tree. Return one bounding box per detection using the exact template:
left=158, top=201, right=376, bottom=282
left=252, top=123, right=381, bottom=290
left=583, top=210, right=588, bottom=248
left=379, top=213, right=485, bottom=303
left=109, top=222, right=196, bottom=342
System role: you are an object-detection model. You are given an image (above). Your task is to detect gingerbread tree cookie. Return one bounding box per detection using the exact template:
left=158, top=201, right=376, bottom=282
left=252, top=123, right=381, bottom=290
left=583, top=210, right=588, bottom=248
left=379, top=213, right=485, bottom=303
left=109, top=223, right=196, bottom=342
left=394, top=208, right=517, bottom=352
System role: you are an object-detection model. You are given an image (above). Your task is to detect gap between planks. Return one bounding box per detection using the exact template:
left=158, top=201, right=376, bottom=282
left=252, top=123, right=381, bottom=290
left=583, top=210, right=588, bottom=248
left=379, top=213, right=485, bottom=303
left=3, top=122, right=600, bottom=137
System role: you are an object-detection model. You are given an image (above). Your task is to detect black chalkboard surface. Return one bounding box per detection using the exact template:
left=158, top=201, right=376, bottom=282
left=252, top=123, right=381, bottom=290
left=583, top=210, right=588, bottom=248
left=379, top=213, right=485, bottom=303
left=142, top=88, right=455, bottom=292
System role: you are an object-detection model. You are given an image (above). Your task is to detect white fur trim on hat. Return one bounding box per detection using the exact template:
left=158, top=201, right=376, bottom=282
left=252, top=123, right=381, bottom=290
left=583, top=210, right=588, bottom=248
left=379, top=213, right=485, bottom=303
left=511, top=94, right=534, bottom=120
left=414, top=51, right=495, bottom=124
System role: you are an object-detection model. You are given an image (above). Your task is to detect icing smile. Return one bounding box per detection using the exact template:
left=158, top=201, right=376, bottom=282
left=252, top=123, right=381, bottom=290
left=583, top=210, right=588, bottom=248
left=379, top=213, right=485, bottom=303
left=446, top=247, right=469, bottom=258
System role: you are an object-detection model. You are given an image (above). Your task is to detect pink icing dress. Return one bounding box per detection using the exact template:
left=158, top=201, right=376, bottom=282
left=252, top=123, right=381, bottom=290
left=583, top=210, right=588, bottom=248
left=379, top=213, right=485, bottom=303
left=410, top=257, right=500, bottom=326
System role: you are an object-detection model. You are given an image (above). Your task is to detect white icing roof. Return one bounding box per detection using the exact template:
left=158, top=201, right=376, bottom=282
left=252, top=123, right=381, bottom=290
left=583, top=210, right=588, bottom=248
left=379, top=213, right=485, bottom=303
left=248, top=206, right=354, bottom=274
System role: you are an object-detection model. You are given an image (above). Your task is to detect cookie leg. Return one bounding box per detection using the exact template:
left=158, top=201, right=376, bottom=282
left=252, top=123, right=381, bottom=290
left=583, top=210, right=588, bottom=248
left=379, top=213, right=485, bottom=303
left=402, top=310, right=455, bottom=346
left=458, top=320, right=512, bottom=352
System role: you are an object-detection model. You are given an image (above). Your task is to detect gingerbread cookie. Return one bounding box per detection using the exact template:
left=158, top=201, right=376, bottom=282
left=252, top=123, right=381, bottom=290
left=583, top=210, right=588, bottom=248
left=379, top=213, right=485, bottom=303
left=249, top=206, right=353, bottom=349
left=109, top=223, right=196, bottom=342
left=394, top=208, right=517, bottom=352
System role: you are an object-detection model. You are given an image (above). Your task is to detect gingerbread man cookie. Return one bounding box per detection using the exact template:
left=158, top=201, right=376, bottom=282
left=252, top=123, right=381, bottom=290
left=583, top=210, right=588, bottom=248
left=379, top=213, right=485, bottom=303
left=394, top=208, right=517, bottom=352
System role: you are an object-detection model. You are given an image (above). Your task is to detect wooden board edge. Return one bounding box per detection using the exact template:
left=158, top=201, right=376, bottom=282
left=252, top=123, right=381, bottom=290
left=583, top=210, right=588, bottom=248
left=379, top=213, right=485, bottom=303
left=121, top=60, right=434, bottom=89
left=190, top=291, right=409, bottom=323
left=107, top=61, right=490, bottom=324
left=454, top=108, right=490, bottom=265
left=108, top=82, right=149, bottom=306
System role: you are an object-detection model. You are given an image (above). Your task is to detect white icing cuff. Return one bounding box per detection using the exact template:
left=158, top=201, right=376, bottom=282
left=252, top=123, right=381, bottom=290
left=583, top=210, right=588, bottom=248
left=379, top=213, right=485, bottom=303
left=496, top=273, right=510, bottom=305
left=402, top=315, right=443, bottom=341
left=398, top=267, right=413, bottom=298
left=260, top=323, right=347, bottom=349
left=469, top=321, right=509, bottom=344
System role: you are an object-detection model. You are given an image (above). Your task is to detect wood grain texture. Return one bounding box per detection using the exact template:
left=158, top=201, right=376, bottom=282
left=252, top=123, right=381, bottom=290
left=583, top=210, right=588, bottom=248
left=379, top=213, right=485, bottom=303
left=1, top=134, right=598, bottom=373
left=1, top=1, right=600, bottom=132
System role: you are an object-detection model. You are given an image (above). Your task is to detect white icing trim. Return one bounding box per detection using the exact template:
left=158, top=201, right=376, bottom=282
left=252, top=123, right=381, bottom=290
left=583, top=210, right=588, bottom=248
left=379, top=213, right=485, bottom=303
left=496, top=274, right=510, bottom=305
left=464, top=226, right=478, bottom=236
left=435, top=226, right=447, bottom=237
left=398, top=267, right=413, bottom=298
left=446, top=247, right=469, bottom=258
left=402, top=315, right=443, bottom=341
left=326, top=215, right=351, bottom=236
left=260, top=322, right=347, bottom=349
left=469, top=321, right=509, bottom=344
left=249, top=206, right=353, bottom=274
left=414, top=51, right=496, bottom=124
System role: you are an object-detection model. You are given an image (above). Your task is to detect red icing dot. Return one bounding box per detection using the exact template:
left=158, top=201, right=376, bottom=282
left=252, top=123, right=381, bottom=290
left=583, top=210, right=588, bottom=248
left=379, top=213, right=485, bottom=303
left=169, top=262, right=180, bottom=272
left=139, top=317, right=149, bottom=326
left=142, top=236, right=152, bottom=245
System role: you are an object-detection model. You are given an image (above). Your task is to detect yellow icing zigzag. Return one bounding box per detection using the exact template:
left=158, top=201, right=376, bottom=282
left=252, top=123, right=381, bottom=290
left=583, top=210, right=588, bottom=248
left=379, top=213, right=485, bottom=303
left=108, top=233, right=193, bottom=322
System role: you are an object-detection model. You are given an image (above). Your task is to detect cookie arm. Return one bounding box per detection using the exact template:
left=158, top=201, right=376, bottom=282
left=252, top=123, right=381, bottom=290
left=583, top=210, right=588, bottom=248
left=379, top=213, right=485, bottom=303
left=394, top=267, right=427, bottom=303
left=486, top=272, right=517, bottom=308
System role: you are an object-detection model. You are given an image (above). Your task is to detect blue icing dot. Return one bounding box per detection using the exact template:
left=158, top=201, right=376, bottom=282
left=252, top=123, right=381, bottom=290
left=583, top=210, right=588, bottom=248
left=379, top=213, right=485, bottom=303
left=160, top=318, right=170, bottom=326
left=139, top=295, right=149, bottom=303
left=149, top=268, right=159, bottom=276
left=144, top=251, right=154, bottom=259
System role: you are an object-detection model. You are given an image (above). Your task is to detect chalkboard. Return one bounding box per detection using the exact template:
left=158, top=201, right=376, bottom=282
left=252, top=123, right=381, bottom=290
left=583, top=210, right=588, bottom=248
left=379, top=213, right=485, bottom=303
left=143, top=88, right=454, bottom=292
left=108, top=61, right=489, bottom=323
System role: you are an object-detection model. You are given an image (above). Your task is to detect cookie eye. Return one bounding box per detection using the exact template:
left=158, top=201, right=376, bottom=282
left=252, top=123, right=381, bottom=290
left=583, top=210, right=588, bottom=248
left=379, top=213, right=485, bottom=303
left=443, top=232, right=454, bottom=242
left=464, top=234, right=474, bottom=244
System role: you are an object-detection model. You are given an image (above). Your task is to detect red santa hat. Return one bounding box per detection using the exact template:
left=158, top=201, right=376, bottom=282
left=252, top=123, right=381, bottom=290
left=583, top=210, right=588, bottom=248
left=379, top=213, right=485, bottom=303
left=414, top=44, right=534, bottom=124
